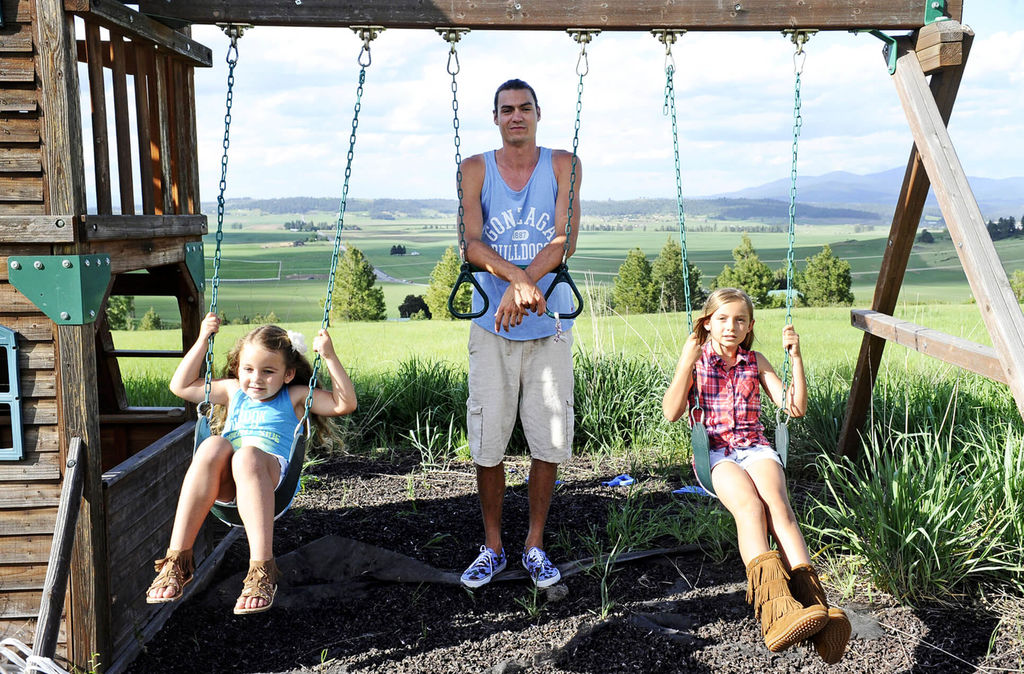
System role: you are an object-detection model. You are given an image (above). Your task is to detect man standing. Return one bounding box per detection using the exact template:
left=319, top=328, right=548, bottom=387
left=458, top=79, right=581, bottom=589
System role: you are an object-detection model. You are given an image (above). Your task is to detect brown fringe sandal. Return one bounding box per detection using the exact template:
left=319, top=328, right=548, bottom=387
left=145, top=548, right=194, bottom=604
left=746, top=550, right=828, bottom=652
left=789, top=564, right=852, bottom=664
left=233, top=559, right=280, bottom=615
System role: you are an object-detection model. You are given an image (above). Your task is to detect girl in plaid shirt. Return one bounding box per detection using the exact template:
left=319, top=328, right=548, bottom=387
left=663, top=288, right=850, bottom=663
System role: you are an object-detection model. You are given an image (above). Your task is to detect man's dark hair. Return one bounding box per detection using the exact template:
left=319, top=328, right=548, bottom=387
left=493, top=79, right=538, bottom=113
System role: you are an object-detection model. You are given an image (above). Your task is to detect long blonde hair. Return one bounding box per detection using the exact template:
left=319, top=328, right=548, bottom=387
left=692, top=287, right=756, bottom=350
left=211, top=325, right=342, bottom=451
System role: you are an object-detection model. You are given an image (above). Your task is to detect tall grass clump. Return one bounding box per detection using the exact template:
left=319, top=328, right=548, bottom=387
left=784, top=366, right=851, bottom=464
left=573, top=351, right=685, bottom=457
left=808, top=418, right=1024, bottom=603
left=349, top=357, right=468, bottom=452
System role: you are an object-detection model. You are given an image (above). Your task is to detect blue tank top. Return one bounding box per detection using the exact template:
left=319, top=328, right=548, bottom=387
left=223, top=387, right=301, bottom=461
left=471, top=147, right=575, bottom=340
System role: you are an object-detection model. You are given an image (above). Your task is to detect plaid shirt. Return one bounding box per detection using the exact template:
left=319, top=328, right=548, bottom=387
left=688, top=342, right=770, bottom=454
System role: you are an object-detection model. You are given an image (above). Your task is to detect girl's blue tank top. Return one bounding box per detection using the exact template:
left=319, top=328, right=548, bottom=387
left=223, top=387, right=300, bottom=460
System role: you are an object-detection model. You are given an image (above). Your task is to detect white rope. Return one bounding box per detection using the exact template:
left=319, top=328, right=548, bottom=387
left=0, top=639, right=69, bottom=674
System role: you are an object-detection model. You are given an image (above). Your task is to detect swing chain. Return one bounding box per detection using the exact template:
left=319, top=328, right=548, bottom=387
left=781, top=29, right=812, bottom=411
left=300, top=30, right=377, bottom=425
left=653, top=30, right=694, bottom=333
left=438, top=28, right=471, bottom=262
left=563, top=30, right=598, bottom=268
left=202, top=27, right=246, bottom=411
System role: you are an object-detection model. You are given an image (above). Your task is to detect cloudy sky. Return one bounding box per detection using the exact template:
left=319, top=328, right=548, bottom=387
left=181, top=4, right=1022, bottom=202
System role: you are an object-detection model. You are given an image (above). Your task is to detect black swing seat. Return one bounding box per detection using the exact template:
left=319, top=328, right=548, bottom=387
left=193, top=415, right=307, bottom=528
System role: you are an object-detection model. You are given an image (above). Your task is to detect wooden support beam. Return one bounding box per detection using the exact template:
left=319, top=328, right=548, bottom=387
left=916, top=21, right=964, bottom=74
left=133, top=44, right=156, bottom=214
left=136, top=0, right=962, bottom=30
left=892, top=35, right=1024, bottom=415
left=166, top=58, right=183, bottom=214
left=88, top=236, right=193, bottom=274
left=110, top=265, right=197, bottom=296
left=106, top=349, right=184, bottom=358
left=151, top=52, right=172, bottom=215
left=33, top=437, right=84, bottom=662
left=837, top=30, right=972, bottom=458
left=81, top=213, right=206, bottom=240
left=85, top=21, right=112, bottom=215
left=64, top=0, right=212, bottom=67
left=171, top=60, right=193, bottom=213
left=0, top=215, right=75, bottom=242
left=184, top=66, right=200, bottom=212
left=851, top=310, right=1005, bottom=383
left=35, top=0, right=111, bottom=668
left=110, top=33, right=135, bottom=215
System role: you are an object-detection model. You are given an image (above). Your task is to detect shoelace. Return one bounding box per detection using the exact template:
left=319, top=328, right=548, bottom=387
left=470, top=549, right=500, bottom=576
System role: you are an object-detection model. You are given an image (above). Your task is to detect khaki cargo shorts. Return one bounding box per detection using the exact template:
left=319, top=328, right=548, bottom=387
left=467, top=323, right=574, bottom=467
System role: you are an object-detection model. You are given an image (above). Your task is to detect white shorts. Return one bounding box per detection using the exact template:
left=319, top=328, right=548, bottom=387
left=467, top=323, right=574, bottom=467
left=698, top=444, right=783, bottom=497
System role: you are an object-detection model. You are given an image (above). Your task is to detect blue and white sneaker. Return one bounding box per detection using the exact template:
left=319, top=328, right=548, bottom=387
left=522, top=546, right=561, bottom=588
left=461, top=546, right=506, bottom=588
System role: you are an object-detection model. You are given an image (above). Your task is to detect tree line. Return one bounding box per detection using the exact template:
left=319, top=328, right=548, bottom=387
left=107, top=220, right=1024, bottom=328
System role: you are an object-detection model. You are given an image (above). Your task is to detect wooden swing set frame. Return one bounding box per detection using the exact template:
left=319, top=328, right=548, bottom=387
left=3, top=1, right=1022, bottom=671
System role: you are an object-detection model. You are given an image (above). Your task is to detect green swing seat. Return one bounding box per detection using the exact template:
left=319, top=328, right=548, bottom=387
left=192, top=414, right=307, bottom=528
left=691, top=415, right=789, bottom=497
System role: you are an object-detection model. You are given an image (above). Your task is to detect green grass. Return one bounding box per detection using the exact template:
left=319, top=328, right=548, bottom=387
left=112, top=303, right=996, bottom=383
left=807, top=419, right=1024, bottom=602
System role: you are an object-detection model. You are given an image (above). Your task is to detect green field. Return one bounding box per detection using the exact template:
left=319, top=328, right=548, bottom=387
left=114, top=303, right=994, bottom=383
left=127, top=212, right=1024, bottom=325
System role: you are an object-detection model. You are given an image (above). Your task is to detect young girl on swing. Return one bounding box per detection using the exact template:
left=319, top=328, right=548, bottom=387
left=662, top=288, right=850, bottom=663
left=146, top=312, right=356, bottom=614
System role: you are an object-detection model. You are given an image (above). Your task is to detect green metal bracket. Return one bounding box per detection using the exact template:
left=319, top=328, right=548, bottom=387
left=184, top=242, right=206, bottom=292
left=0, top=325, right=24, bottom=461
left=8, top=255, right=112, bottom=325
left=925, top=0, right=949, bottom=24
left=867, top=29, right=900, bottom=75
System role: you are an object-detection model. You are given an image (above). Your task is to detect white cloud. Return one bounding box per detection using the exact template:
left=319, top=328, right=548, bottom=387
left=185, top=18, right=1022, bottom=202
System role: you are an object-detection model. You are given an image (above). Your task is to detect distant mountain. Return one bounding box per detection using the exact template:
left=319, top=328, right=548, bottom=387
left=213, top=169, right=1023, bottom=222
left=707, top=168, right=1024, bottom=216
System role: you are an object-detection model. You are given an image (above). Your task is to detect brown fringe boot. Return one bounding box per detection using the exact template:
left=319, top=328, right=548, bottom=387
left=746, top=551, right=828, bottom=652
left=789, top=564, right=852, bottom=664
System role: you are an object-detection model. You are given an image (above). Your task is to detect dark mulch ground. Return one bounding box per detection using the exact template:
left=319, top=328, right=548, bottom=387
left=128, top=456, right=1022, bottom=673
